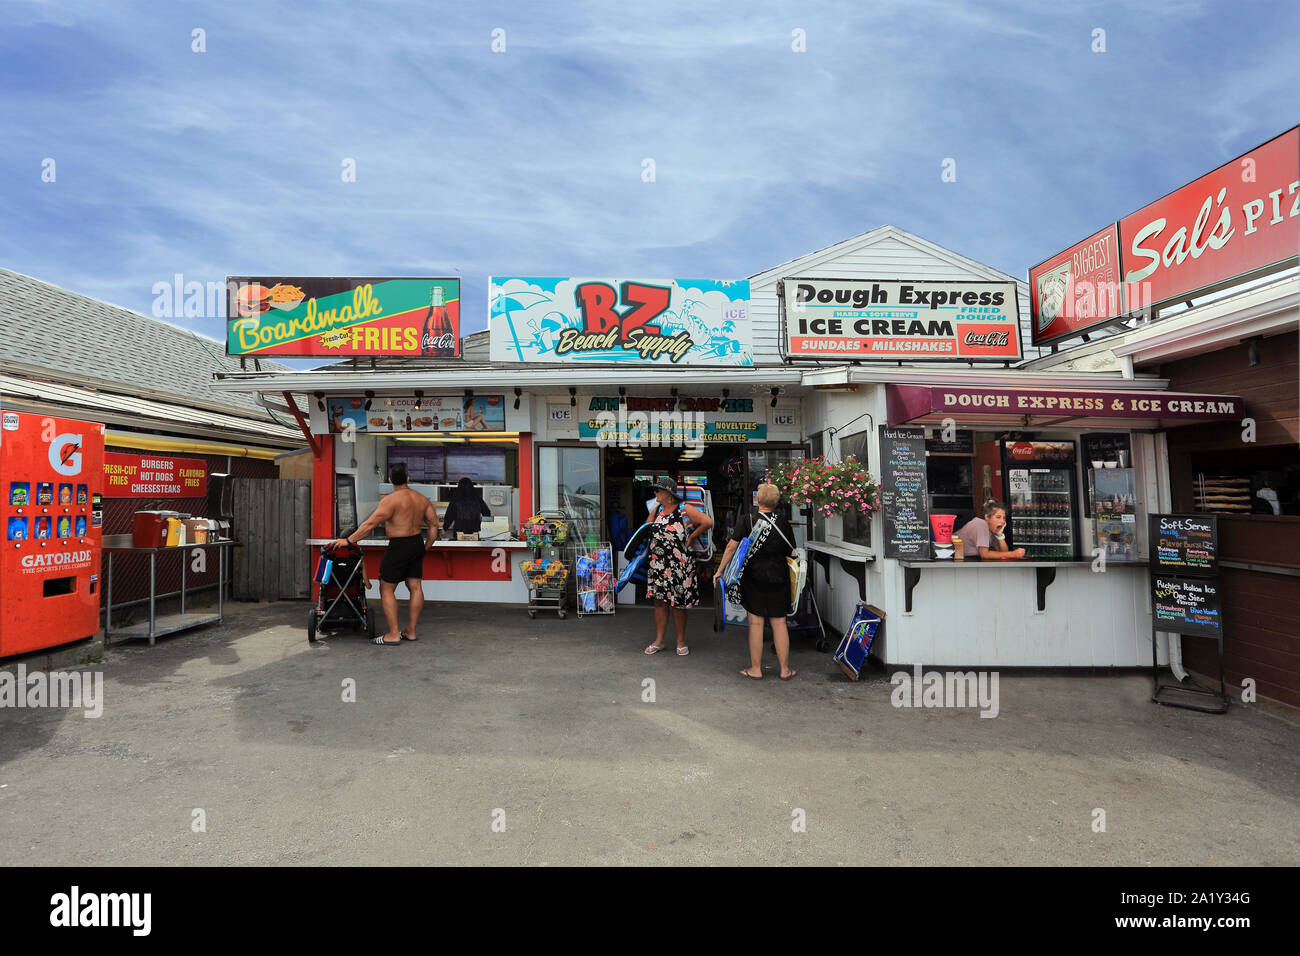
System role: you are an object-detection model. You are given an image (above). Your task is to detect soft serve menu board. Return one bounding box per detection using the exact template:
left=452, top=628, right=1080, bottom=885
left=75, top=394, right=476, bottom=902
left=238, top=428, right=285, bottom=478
left=879, top=426, right=930, bottom=559
left=1148, top=514, right=1218, bottom=576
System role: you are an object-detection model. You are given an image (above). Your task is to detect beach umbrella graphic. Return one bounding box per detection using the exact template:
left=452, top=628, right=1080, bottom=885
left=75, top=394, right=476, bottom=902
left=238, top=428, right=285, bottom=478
left=490, top=290, right=551, bottom=360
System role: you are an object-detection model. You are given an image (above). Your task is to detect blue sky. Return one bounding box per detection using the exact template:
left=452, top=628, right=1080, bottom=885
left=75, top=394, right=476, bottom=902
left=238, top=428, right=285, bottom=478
left=2, top=0, right=1297, bottom=355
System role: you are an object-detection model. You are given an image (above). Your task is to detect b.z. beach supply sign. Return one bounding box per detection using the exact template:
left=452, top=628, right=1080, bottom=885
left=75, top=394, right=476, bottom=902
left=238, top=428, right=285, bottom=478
left=489, top=277, right=752, bottom=366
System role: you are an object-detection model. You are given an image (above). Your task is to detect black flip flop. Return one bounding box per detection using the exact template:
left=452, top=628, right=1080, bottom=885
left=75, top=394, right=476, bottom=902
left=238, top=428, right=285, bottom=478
left=371, top=636, right=402, bottom=646
left=400, top=630, right=418, bottom=642
left=780, top=670, right=798, bottom=681
left=740, top=669, right=763, bottom=680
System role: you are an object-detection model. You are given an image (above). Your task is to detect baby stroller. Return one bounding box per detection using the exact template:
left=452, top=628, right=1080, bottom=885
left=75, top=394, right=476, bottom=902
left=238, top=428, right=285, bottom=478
left=308, top=542, right=377, bottom=644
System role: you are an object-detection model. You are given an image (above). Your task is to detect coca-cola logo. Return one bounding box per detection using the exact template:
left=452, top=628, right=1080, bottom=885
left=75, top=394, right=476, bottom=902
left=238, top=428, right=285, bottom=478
left=421, top=333, right=456, bottom=351
left=1010, top=442, right=1035, bottom=460
left=963, top=330, right=1010, bottom=347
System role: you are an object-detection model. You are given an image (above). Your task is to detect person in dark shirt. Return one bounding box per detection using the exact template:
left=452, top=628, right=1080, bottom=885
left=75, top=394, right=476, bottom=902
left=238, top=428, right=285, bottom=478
left=443, top=477, right=492, bottom=539
left=714, top=483, right=797, bottom=680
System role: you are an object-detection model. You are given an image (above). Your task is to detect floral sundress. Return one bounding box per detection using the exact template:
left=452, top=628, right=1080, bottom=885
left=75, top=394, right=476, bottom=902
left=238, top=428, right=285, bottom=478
left=645, top=506, right=699, bottom=608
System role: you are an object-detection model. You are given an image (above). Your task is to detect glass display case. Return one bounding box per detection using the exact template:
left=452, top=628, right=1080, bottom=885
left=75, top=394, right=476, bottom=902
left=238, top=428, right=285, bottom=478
left=1087, top=467, right=1138, bottom=560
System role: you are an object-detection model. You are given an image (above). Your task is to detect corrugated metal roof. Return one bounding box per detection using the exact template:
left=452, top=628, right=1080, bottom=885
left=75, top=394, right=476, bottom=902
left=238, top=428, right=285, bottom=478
left=0, top=267, right=291, bottom=419
left=0, top=373, right=303, bottom=448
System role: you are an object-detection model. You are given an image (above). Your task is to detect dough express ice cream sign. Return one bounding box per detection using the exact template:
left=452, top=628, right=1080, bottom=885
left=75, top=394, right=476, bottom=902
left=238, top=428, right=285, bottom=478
left=779, top=278, right=1021, bottom=361
left=226, top=277, right=460, bottom=357
left=489, top=277, right=752, bottom=365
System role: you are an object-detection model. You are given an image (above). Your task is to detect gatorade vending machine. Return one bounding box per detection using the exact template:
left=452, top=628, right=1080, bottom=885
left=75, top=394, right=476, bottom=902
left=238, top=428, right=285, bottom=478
left=0, top=410, right=105, bottom=657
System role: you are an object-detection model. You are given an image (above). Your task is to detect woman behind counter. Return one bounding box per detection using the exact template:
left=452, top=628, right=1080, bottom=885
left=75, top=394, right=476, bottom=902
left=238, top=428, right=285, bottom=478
left=714, top=483, right=797, bottom=680
left=442, top=477, right=492, bottom=539
left=643, top=477, right=713, bottom=657
left=954, top=499, right=1026, bottom=561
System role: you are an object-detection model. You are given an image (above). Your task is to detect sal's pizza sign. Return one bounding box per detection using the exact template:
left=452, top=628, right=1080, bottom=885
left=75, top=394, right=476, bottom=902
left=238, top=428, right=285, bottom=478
left=779, top=278, right=1021, bottom=361
left=227, top=277, right=460, bottom=357
left=104, top=453, right=207, bottom=498
left=1030, top=126, right=1298, bottom=344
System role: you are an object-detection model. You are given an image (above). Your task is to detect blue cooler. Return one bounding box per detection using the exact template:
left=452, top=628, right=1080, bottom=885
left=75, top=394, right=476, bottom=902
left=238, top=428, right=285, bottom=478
left=834, top=603, right=884, bottom=680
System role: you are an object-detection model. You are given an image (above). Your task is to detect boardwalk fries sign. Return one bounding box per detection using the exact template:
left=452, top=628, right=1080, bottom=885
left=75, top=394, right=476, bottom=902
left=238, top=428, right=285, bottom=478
left=226, top=277, right=460, bottom=357
left=780, top=278, right=1021, bottom=361
left=104, top=453, right=207, bottom=497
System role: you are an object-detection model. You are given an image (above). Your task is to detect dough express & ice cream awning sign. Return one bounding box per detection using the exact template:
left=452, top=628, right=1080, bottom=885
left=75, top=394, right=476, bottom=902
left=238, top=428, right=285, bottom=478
left=779, top=278, right=1021, bottom=361
left=226, top=277, right=460, bottom=357
left=488, top=278, right=752, bottom=365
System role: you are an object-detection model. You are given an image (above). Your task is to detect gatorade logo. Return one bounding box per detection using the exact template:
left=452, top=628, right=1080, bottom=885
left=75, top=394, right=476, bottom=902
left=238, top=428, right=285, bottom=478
left=49, top=433, right=83, bottom=477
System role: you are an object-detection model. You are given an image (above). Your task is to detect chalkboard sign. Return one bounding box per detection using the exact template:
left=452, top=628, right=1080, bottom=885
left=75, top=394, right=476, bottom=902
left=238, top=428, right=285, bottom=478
left=925, top=428, right=974, bottom=455
left=879, top=426, right=931, bottom=559
left=1149, top=513, right=1218, bottom=576
left=1150, top=575, right=1223, bottom=639
left=1081, top=432, right=1131, bottom=468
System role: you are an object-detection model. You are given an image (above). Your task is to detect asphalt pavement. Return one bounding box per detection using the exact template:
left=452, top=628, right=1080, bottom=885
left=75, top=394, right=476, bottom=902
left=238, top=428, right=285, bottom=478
left=1, top=599, right=1297, bottom=866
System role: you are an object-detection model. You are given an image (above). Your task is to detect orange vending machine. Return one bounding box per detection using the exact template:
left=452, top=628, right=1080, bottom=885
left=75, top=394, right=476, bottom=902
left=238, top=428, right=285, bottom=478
left=0, top=410, right=105, bottom=657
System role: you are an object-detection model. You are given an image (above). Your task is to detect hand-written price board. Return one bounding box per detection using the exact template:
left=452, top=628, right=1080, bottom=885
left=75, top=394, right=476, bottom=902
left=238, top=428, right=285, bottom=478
left=879, top=426, right=930, bottom=559
left=1150, top=575, right=1222, bottom=639
left=1148, top=513, right=1218, bottom=576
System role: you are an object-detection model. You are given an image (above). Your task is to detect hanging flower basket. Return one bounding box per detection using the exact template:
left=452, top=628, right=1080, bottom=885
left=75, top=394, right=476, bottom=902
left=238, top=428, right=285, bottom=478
left=764, top=456, right=881, bottom=520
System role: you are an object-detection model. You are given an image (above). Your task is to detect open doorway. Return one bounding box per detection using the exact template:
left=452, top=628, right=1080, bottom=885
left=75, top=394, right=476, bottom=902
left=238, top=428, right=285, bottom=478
left=601, top=443, right=807, bottom=605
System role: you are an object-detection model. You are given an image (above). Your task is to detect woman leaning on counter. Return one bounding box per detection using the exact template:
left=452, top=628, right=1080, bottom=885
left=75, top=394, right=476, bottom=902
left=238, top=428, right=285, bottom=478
left=954, top=499, right=1026, bottom=561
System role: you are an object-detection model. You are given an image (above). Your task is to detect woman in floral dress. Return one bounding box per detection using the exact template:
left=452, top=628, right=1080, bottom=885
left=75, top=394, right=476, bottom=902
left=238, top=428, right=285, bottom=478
left=643, top=477, right=713, bottom=656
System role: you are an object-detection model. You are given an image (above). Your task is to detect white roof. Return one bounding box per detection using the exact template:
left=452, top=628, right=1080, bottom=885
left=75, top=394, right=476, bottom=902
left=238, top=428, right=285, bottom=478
left=1, top=372, right=304, bottom=449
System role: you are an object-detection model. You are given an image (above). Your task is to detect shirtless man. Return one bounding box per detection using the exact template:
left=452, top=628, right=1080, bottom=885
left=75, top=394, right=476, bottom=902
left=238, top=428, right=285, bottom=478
left=332, top=463, right=439, bottom=646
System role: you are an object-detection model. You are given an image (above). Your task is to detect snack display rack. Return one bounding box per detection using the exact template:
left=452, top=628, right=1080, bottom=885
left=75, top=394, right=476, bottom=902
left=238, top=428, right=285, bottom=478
left=574, top=542, right=615, bottom=616
left=521, top=512, right=569, bottom=619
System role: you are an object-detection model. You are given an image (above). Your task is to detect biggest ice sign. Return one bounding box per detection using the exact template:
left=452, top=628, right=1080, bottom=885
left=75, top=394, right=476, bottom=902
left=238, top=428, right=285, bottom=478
left=488, top=278, right=752, bottom=365
left=780, top=278, right=1021, bottom=361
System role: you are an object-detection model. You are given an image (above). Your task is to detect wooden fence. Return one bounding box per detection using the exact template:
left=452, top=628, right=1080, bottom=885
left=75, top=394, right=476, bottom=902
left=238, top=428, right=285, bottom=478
left=231, top=478, right=312, bottom=601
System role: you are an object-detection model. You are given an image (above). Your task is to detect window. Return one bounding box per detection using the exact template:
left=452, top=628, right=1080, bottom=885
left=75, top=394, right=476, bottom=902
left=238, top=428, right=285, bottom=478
left=538, top=446, right=601, bottom=545
left=839, top=430, right=872, bottom=547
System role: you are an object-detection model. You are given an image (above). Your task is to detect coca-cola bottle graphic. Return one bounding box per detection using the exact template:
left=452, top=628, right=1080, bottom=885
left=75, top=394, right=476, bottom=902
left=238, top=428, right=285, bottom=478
left=420, top=286, right=455, bottom=357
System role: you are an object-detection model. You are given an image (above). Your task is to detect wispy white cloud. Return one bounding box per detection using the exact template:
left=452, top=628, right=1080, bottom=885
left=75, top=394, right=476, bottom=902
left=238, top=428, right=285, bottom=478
left=0, top=0, right=1295, bottom=345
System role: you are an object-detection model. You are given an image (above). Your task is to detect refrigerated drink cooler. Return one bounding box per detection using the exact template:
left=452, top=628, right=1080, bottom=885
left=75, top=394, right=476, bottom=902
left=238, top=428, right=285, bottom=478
left=1001, top=440, right=1079, bottom=561
left=1, top=411, right=106, bottom=657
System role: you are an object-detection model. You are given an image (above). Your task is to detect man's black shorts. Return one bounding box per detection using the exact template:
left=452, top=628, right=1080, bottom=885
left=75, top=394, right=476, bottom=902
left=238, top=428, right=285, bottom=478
left=379, top=534, right=426, bottom=583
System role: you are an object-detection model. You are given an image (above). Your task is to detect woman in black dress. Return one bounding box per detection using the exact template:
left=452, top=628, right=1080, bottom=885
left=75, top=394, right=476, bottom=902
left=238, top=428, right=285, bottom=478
left=714, top=482, right=796, bottom=680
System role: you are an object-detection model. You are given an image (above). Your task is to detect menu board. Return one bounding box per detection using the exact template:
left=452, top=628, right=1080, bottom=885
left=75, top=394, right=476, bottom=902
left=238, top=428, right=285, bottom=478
left=1151, top=575, right=1223, bottom=639
left=446, top=448, right=507, bottom=483
left=925, top=428, right=973, bottom=455
left=328, top=395, right=506, bottom=433
left=1149, top=513, right=1218, bottom=576
left=878, top=426, right=930, bottom=559
left=387, top=447, right=446, bottom=483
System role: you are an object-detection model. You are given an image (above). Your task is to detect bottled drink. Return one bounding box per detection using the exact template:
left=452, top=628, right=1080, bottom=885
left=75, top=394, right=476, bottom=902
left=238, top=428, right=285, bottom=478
left=421, top=286, right=456, bottom=357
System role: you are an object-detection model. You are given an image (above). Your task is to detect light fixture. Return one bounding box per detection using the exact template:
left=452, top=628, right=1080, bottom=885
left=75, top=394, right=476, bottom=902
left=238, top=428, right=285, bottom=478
left=1242, top=335, right=1262, bottom=367
left=513, top=387, right=522, bottom=410
left=569, top=386, right=577, bottom=408
left=414, top=389, right=424, bottom=410
left=314, top=391, right=325, bottom=412
left=770, top=386, right=780, bottom=408
left=364, top=389, right=375, bottom=411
